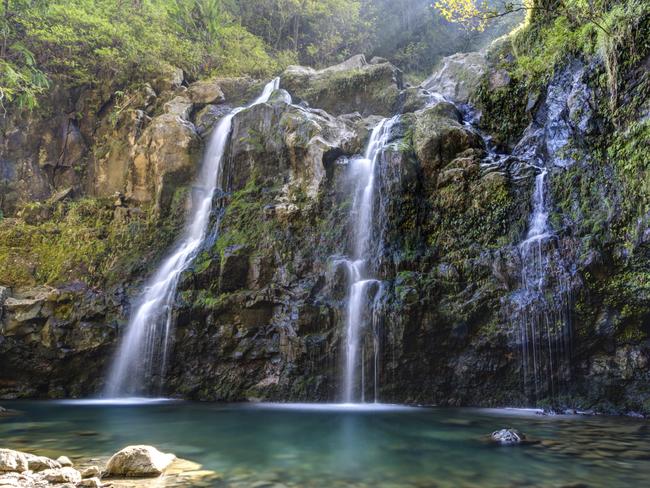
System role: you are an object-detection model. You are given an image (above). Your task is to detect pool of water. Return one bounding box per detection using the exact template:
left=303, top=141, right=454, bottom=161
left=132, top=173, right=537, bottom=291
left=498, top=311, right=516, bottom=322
left=1, top=401, right=649, bottom=487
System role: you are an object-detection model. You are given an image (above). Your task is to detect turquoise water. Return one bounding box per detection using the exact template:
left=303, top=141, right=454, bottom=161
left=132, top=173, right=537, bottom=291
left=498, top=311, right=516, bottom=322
left=1, top=401, right=649, bottom=487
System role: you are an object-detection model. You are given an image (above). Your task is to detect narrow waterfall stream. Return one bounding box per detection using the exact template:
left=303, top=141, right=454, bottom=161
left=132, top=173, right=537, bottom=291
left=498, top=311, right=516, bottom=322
left=513, top=165, right=573, bottom=402
left=342, top=116, right=398, bottom=403
left=105, top=79, right=280, bottom=397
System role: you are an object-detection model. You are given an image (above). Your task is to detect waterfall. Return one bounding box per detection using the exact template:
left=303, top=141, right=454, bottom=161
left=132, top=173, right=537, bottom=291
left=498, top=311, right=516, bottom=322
left=105, top=78, right=280, bottom=398
left=513, top=165, right=573, bottom=402
left=507, top=62, right=592, bottom=404
left=341, top=116, right=397, bottom=403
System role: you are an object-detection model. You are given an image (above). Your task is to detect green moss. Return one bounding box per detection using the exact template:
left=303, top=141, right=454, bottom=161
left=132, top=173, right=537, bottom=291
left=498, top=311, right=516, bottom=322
left=213, top=176, right=280, bottom=259
left=0, top=195, right=186, bottom=288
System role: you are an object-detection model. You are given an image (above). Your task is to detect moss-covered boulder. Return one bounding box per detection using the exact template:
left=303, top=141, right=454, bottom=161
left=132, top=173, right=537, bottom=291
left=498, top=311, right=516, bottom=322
left=228, top=95, right=353, bottom=198
left=411, top=102, right=484, bottom=178
left=280, top=55, right=403, bottom=116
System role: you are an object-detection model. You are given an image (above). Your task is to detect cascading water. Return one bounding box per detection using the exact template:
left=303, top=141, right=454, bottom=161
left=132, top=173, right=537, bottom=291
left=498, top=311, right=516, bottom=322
left=341, top=116, right=397, bottom=403
left=105, top=78, right=280, bottom=398
left=506, top=61, right=592, bottom=403
left=513, top=165, right=573, bottom=402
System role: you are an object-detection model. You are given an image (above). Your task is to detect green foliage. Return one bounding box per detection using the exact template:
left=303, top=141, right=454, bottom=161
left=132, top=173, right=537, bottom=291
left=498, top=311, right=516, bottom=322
left=0, top=0, right=285, bottom=111
left=0, top=0, right=527, bottom=111
left=231, top=0, right=370, bottom=68
left=608, top=120, right=650, bottom=217
left=512, top=16, right=598, bottom=84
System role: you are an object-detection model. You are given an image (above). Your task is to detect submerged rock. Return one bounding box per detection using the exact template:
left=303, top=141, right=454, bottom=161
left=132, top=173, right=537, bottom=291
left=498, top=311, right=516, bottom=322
left=490, top=428, right=525, bottom=445
left=105, top=445, right=175, bottom=477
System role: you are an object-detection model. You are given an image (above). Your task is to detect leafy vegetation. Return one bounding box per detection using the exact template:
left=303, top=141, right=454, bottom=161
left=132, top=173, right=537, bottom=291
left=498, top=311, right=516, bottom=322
left=0, top=0, right=521, bottom=112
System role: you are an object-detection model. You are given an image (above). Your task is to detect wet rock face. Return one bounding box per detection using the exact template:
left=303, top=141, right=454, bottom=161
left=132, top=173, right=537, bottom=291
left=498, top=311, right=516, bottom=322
left=422, top=52, right=488, bottom=103
left=0, top=284, right=120, bottom=398
left=411, top=102, right=483, bottom=175
left=127, top=113, right=201, bottom=214
left=1, top=50, right=649, bottom=414
left=280, top=54, right=403, bottom=116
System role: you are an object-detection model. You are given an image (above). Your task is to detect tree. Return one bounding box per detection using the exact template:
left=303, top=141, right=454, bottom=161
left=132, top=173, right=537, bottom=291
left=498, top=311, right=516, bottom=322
left=433, top=0, right=611, bottom=35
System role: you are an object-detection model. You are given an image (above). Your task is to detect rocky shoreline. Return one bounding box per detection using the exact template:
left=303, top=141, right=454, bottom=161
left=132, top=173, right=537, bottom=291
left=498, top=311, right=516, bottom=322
left=0, top=445, right=221, bottom=488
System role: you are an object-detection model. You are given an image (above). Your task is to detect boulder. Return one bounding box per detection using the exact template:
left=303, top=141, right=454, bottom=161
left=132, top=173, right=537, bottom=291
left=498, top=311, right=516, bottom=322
left=194, top=104, right=232, bottom=136
left=187, top=80, right=225, bottom=105
left=23, top=454, right=60, bottom=472
left=422, top=51, right=487, bottom=103
left=228, top=100, right=351, bottom=198
left=105, top=445, right=175, bottom=477
left=0, top=472, right=47, bottom=488
left=163, top=96, right=193, bottom=120
left=212, top=77, right=265, bottom=106
left=0, top=450, right=28, bottom=473
left=39, top=467, right=81, bottom=483
left=280, top=55, right=403, bottom=116
left=490, top=428, right=525, bottom=446
left=411, top=104, right=483, bottom=177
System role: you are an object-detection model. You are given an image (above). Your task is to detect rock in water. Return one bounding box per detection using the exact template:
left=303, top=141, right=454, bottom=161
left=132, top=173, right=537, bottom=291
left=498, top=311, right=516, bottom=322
left=105, top=445, right=176, bottom=477
left=0, top=449, right=28, bottom=473
left=491, top=428, right=525, bottom=445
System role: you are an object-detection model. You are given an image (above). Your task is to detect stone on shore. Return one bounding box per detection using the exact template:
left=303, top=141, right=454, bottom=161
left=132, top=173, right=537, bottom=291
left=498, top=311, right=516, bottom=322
left=23, top=454, right=61, bottom=472
left=55, top=456, right=73, bottom=467
left=105, top=445, right=175, bottom=477
left=0, top=472, right=48, bottom=488
left=81, top=466, right=101, bottom=479
left=0, top=450, right=28, bottom=473
left=78, top=477, right=103, bottom=488
left=39, top=467, right=82, bottom=483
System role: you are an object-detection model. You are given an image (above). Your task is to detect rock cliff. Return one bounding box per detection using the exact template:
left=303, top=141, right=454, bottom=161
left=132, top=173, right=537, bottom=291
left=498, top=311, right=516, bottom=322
left=1, top=8, right=649, bottom=415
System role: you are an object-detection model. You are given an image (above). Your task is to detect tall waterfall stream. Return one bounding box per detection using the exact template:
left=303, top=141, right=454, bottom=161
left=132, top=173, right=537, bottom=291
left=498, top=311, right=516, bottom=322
left=340, top=117, right=398, bottom=403
left=105, top=79, right=280, bottom=397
